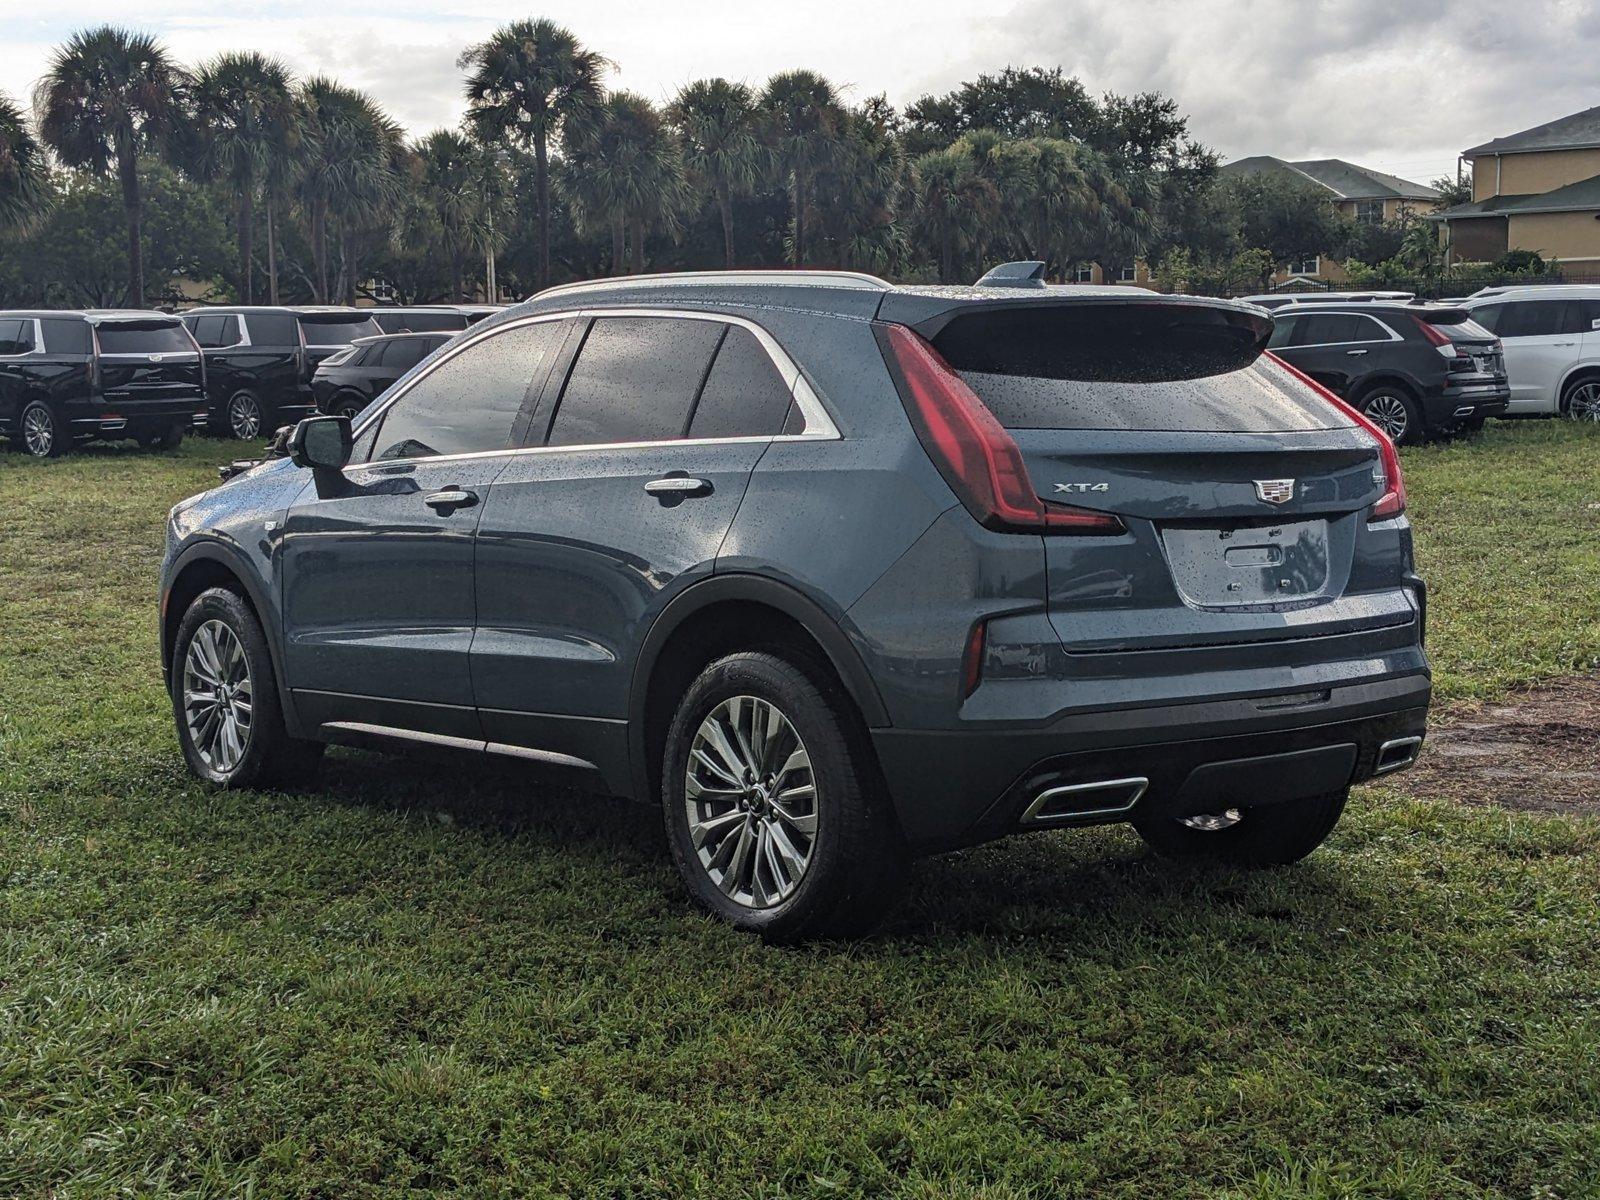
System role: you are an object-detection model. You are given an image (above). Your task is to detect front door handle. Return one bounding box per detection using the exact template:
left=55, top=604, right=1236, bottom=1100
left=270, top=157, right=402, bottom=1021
left=644, top=476, right=712, bottom=498
left=424, top=487, right=479, bottom=513
left=1346, top=348, right=1368, bottom=356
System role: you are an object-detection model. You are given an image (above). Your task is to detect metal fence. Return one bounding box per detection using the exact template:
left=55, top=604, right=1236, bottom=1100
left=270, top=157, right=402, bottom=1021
left=1205, top=270, right=1600, bottom=301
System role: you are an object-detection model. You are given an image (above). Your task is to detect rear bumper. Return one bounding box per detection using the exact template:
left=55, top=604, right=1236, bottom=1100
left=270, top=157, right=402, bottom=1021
left=872, top=672, right=1431, bottom=851
left=1425, top=381, right=1510, bottom=423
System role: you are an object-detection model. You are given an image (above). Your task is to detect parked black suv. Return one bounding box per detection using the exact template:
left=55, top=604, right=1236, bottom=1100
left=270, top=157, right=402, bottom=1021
left=369, top=307, right=471, bottom=335
left=160, top=267, right=1429, bottom=940
left=181, top=307, right=383, bottom=439
left=1265, top=302, right=1507, bottom=442
left=1, top=310, right=205, bottom=457
left=311, top=332, right=453, bottom=418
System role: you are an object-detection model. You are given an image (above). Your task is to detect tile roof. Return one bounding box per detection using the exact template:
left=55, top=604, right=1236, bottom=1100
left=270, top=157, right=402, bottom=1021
left=1430, top=173, right=1600, bottom=219
left=1220, top=156, right=1439, bottom=201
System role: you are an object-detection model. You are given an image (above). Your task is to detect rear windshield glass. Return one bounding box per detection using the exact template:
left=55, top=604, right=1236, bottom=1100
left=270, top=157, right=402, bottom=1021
left=374, top=311, right=468, bottom=334
left=934, top=303, right=1344, bottom=433
left=1433, top=318, right=1496, bottom=343
left=95, top=322, right=194, bottom=355
left=299, top=315, right=383, bottom=346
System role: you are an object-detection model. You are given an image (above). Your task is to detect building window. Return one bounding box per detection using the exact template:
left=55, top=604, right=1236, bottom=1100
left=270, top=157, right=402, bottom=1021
left=1118, top=264, right=1138, bottom=282
left=1287, top=255, right=1321, bottom=277
left=1355, top=200, right=1384, bottom=225
left=1073, top=264, right=1094, bottom=283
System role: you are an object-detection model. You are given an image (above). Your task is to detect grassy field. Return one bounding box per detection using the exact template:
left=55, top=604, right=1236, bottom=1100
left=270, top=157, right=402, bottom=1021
left=1, top=423, right=1598, bottom=1198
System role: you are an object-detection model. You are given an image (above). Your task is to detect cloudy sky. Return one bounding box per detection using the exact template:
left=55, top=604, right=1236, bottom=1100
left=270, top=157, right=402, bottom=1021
left=4, top=0, right=1597, bottom=187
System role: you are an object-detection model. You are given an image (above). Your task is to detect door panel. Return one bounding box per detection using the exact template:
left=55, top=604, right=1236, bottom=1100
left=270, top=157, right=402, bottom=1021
left=280, top=456, right=508, bottom=736
left=471, top=442, right=766, bottom=735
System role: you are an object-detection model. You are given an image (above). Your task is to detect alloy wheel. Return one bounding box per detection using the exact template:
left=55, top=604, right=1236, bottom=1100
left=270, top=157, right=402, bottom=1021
left=1362, top=393, right=1409, bottom=442
left=22, top=406, right=54, bottom=456
left=182, top=619, right=254, bottom=775
left=684, top=695, right=818, bottom=908
left=1178, top=808, right=1243, bottom=832
left=229, top=395, right=262, bottom=440
left=1567, top=381, right=1600, bottom=422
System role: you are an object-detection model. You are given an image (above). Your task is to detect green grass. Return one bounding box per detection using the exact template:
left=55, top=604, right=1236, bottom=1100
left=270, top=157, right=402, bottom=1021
left=2, top=425, right=1598, bottom=1198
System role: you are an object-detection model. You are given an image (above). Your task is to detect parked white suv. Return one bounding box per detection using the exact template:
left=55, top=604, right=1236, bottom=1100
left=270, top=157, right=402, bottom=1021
left=1459, top=286, right=1600, bottom=419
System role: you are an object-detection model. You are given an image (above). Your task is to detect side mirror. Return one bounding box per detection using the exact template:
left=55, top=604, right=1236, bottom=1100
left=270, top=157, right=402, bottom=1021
left=287, top=415, right=352, bottom=472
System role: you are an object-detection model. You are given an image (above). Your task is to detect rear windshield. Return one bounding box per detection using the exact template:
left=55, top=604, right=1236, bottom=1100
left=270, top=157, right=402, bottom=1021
left=299, top=315, right=383, bottom=346
left=934, top=302, right=1343, bottom=433
left=375, top=310, right=468, bottom=334
left=1434, top=318, right=1497, bottom=343
left=95, top=322, right=195, bottom=355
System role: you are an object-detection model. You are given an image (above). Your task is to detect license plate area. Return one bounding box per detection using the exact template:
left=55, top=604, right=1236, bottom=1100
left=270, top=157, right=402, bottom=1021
left=1161, top=519, right=1331, bottom=608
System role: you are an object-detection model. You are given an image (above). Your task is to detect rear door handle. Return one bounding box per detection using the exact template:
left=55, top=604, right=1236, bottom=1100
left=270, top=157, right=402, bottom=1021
left=1346, top=349, right=1368, bottom=356
left=644, top=476, right=712, bottom=497
left=424, top=487, right=478, bottom=513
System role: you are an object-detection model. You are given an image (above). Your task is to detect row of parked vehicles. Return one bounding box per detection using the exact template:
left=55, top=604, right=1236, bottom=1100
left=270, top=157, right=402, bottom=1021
left=0, top=305, right=499, bottom=457
left=1240, top=284, right=1600, bottom=441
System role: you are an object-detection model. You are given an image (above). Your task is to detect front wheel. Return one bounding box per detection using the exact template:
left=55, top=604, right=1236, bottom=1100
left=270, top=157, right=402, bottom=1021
left=1561, top=377, right=1600, bottom=422
left=662, top=650, right=906, bottom=942
left=225, top=391, right=265, bottom=440
left=172, top=587, right=323, bottom=788
left=335, top=397, right=365, bottom=420
left=1133, top=789, right=1347, bottom=866
left=1357, top=387, right=1423, bottom=445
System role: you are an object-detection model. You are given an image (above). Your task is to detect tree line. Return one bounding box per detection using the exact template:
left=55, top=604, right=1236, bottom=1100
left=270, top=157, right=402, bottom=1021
left=0, top=20, right=1468, bottom=308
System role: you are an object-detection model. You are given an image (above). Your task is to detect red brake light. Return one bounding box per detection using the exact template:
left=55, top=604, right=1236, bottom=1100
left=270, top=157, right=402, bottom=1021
left=880, top=324, right=1124, bottom=535
left=1266, top=352, right=1405, bottom=521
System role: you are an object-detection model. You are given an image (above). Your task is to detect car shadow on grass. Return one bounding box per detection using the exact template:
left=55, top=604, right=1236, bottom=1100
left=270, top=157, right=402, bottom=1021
left=304, top=743, right=1366, bottom=950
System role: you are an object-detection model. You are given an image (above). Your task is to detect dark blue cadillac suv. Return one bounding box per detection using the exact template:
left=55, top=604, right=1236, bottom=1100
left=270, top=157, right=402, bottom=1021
left=160, top=266, right=1430, bottom=940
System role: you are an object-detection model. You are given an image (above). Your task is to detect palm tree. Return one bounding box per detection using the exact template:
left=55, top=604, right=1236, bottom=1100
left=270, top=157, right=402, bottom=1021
left=812, top=105, right=906, bottom=273
left=33, top=26, right=188, bottom=306
left=295, top=78, right=402, bottom=302
left=668, top=79, right=761, bottom=269
left=459, top=19, right=606, bottom=290
left=913, top=147, right=999, bottom=283
left=563, top=93, right=684, bottom=275
left=0, top=92, right=50, bottom=232
left=759, top=71, right=844, bottom=267
left=190, top=52, right=297, bottom=304
left=415, top=131, right=509, bottom=301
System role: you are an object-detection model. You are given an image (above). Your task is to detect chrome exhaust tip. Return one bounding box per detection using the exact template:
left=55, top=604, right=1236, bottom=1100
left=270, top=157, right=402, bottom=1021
left=1020, top=777, right=1149, bottom=826
left=1374, top=735, right=1422, bottom=776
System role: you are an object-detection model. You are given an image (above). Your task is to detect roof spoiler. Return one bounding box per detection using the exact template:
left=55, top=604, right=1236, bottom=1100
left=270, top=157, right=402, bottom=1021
left=975, top=261, right=1048, bottom=289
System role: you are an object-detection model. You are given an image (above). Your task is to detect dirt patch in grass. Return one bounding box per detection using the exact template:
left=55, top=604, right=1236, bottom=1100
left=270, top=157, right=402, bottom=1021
left=1408, top=674, right=1600, bottom=813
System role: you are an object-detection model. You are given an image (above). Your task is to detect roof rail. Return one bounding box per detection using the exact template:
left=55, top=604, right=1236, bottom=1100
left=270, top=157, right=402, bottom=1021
left=976, top=261, right=1048, bottom=289
left=534, top=269, right=894, bottom=300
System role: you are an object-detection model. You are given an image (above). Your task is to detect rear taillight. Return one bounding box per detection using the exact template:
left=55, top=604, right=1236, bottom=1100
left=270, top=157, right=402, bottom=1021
left=1412, top=315, right=1463, bottom=364
left=879, top=324, right=1124, bottom=535
left=1267, top=353, right=1405, bottom=521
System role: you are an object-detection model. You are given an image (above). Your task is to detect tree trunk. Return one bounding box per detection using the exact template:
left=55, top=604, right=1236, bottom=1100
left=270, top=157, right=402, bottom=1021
left=118, top=149, right=144, bottom=307
left=238, top=179, right=255, bottom=305
left=718, top=190, right=735, bottom=268
left=535, top=132, right=550, bottom=291
left=343, top=228, right=358, bottom=304
left=451, top=250, right=464, bottom=303
left=267, top=197, right=280, bottom=305
left=631, top=215, right=645, bottom=275
left=791, top=169, right=806, bottom=267
left=312, top=200, right=328, bottom=303
left=611, top=214, right=625, bottom=275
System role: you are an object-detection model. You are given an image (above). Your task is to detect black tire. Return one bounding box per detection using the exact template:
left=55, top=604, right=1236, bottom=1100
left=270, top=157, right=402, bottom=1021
left=140, top=421, right=185, bottom=451
left=1355, top=384, right=1424, bottom=445
left=1458, top=415, right=1487, bottom=433
left=662, top=650, right=906, bottom=942
left=1560, top=374, right=1600, bottom=423
left=1132, top=789, right=1348, bottom=867
left=171, top=587, right=324, bottom=788
left=335, top=396, right=365, bottom=420
left=16, top=399, right=67, bottom=458
left=224, top=390, right=265, bottom=440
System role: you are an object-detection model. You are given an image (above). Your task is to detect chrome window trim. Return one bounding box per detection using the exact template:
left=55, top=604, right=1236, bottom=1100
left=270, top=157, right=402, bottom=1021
left=1283, top=313, right=1405, bottom=350
left=535, top=269, right=891, bottom=301
left=0, top=318, right=45, bottom=358
left=348, top=305, right=840, bottom=471
left=187, top=312, right=251, bottom=349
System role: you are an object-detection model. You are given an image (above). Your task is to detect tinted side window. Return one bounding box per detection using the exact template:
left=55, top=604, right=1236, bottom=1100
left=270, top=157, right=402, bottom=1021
left=1469, top=304, right=1504, bottom=334
left=1494, top=300, right=1581, bottom=339
left=250, top=313, right=298, bottom=345
left=1265, top=315, right=1299, bottom=349
left=686, top=326, right=795, bottom=438
left=545, top=316, right=723, bottom=447
left=370, top=320, right=563, bottom=461
left=191, top=315, right=223, bottom=347
left=0, top=319, right=33, bottom=356
left=217, top=316, right=242, bottom=347
left=379, top=339, right=429, bottom=372
left=1293, top=313, right=1369, bottom=346
left=40, top=317, right=90, bottom=355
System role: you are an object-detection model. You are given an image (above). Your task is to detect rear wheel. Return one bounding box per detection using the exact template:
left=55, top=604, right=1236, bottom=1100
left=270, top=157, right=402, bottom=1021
left=172, top=587, right=323, bottom=788
left=1356, top=385, right=1422, bottom=445
left=1132, top=789, right=1348, bottom=866
left=1561, top=376, right=1600, bottom=422
left=225, top=391, right=264, bottom=440
left=17, top=400, right=66, bottom=458
left=662, top=650, right=906, bottom=942
left=335, top=395, right=365, bottom=420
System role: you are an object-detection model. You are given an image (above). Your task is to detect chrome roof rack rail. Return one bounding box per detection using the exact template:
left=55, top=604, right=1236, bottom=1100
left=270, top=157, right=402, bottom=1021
left=534, top=269, right=894, bottom=300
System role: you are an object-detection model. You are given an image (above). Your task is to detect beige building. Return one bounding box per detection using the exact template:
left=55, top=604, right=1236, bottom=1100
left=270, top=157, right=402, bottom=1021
left=1215, top=157, right=1442, bottom=287
left=1432, top=106, right=1600, bottom=267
